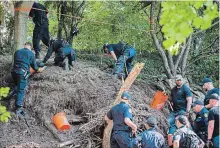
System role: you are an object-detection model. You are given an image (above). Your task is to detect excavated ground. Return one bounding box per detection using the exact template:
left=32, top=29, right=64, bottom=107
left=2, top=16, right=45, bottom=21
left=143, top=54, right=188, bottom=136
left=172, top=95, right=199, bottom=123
left=0, top=55, right=169, bottom=148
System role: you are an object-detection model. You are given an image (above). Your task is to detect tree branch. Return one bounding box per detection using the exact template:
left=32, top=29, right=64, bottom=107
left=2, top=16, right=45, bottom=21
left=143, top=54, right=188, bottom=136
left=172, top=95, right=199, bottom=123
left=181, top=35, right=192, bottom=77
left=75, top=1, right=85, bottom=14
left=200, top=36, right=219, bottom=52
left=173, top=40, right=187, bottom=76
left=166, top=50, right=175, bottom=74
left=150, top=1, right=173, bottom=79
left=192, top=20, right=219, bottom=36
left=189, top=53, right=218, bottom=67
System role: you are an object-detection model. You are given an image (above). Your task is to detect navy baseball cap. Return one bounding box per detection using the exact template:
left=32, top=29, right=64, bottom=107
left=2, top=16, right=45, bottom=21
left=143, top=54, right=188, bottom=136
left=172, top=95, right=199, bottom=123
left=178, top=110, right=186, bottom=116
left=176, top=115, right=187, bottom=125
left=121, top=91, right=131, bottom=100
left=192, top=100, right=204, bottom=107
left=146, top=117, right=157, bottom=127
left=209, top=93, right=219, bottom=100
left=200, top=77, right=212, bottom=86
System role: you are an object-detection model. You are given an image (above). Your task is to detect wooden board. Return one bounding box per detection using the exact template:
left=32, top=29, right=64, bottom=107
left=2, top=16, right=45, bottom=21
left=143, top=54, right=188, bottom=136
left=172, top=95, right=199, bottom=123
left=102, top=62, right=145, bottom=148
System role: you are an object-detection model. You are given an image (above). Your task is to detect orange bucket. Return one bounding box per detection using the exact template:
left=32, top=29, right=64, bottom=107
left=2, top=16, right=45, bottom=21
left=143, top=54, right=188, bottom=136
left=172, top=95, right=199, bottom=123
left=53, top=112, right=71, bottom=131
left=30, top=67, right=35, bottom=74
left=150, top=91, right=168, bottom=110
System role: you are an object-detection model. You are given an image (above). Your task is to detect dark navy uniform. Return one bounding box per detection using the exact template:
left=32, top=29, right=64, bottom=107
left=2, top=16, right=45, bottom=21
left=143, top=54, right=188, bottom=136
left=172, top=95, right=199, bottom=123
left=204, top=88, right=220, bottom=106
left=29, top=2, right=50, bottom=58
left=208, top=106, right=220, bottom=147
left=107, top=102, right=133, bottom=148
left=105, top=42, right=136, bottom=78
left=168, top=84, right=192, bottom=134
left=193, top=107, right=209, bottom=142
left=141, top=128, right=166, bottom=148
left=12, top=48, right=39, bottom=108
left=42, top=39, right=76, bottom=66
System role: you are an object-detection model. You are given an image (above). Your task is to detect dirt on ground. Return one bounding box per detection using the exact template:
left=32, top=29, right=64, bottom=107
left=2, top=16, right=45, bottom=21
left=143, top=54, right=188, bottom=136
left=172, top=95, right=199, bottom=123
left=0, top=55, right=169, bottom=148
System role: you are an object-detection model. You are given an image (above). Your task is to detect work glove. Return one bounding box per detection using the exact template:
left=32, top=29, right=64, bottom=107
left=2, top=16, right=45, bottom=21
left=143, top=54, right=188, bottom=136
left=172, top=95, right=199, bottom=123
left=37, top=67, right=44, bottom=73
left=205, top=140, right=213, bottom=148
left=38, top=62, right=44, bottom=67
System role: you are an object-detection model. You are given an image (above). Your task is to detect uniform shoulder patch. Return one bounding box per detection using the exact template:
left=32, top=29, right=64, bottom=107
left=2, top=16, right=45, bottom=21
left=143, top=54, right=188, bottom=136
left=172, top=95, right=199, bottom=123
left=204, top=113, right=208, bottom=118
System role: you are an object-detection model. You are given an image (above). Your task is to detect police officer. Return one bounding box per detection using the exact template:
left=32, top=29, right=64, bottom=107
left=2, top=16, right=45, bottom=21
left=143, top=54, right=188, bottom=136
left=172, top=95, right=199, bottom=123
left=103, top=41, right=136, bottom=79
left=168, top=75, right=193, bottom=147
left=29, top=2, right=50, bottom=59
left=192, top=100, right=209, bottom=143
left=200, top=77, right=220, bottom=110
left=206, top=94, right=219, bottom=148
left=173, top=115, right=204, bottom=148
left=11, top=42, right=44, bottom=115
left=40, top=39, right=76, bottom=70
left=104, top=91, right=137, bottom=148
left=141, top=116, right=166, bottom=148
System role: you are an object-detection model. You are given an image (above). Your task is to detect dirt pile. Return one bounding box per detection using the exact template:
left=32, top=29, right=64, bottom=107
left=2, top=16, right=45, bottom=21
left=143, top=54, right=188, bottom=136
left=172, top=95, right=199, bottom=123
left=0, top=55, right=169, bottom=148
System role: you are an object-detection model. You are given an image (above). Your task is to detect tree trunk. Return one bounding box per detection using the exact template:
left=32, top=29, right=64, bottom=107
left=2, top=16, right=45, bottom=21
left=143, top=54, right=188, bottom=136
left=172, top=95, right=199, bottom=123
left=14, top=1, right=33, bottom=50
left=68, top=1, right=85, bottom=45
left=181, top=35, right=192, bottom=77
left=149, top=2, right=173, bottom=79
left=57, top=2, right=67, bottom=39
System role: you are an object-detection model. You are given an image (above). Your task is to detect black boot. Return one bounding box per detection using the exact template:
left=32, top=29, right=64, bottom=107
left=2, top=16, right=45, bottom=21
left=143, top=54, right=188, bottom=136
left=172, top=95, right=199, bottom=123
left=15, top=105, right=25, bottom=116
left=35, top=53, right=40, bottom=59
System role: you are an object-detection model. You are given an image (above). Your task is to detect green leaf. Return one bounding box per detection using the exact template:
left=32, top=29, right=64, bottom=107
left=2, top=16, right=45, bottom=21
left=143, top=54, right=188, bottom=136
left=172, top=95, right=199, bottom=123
left=0, top=106, right=6, bottom=113
left=163, top=39, right=175, bottom=49
left=4, top=117, right=9, bottom=122
left=3, top=112, right=11, bottom=118
left=193, top=1, right=204, bottom=9
left=175, top=34, right=186, bottom=43
left=0, top=115, right=4, bottom=122
left=193, top=17, right=202, bottom=28
left=200, top=19, right=212, bottom=30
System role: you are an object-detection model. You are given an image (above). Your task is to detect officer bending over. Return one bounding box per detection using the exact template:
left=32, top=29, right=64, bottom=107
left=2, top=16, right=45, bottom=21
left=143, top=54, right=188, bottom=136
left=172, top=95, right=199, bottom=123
left=103, top=41, right=136, bottom=79
left=11, top=42, right=43, bottom=115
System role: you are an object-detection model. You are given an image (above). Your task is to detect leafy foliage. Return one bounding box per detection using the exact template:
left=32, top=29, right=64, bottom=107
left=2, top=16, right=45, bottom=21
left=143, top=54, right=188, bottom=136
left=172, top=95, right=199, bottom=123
left=73, top=1, right=153, bottom=52
left=160, top=1, right=219, bottom=54
left=0, top=87, right=11, bottom=122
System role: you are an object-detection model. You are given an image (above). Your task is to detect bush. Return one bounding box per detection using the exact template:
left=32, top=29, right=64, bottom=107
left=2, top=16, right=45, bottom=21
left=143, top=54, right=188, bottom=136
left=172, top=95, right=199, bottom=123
left=0, top=87, right=11, bottom=122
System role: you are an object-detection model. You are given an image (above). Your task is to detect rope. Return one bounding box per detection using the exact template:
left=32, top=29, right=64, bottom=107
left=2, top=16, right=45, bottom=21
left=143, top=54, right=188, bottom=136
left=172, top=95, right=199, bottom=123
left=14, top=7, right=153, bottom=34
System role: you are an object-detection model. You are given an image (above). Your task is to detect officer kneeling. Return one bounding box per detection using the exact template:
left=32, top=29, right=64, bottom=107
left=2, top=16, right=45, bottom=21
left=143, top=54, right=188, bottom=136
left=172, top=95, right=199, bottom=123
left=40, top=39, right=76, bottom=70
left=104, top=91, right=137, bottom=148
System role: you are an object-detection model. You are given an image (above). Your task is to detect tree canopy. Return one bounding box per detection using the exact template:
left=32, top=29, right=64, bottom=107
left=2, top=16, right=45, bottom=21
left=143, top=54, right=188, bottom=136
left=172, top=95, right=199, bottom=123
left=160, top=1, right=219, bottom=54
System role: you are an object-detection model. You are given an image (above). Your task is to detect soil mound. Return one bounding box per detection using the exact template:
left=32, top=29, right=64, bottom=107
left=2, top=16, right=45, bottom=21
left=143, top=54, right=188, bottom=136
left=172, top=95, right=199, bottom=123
left=0, top=55, right=169, bottom=148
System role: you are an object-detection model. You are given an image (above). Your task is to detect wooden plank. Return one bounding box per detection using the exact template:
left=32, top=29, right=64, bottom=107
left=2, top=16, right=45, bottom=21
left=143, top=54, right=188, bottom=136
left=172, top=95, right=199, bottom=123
left=102, top=63, right=145, bottom=148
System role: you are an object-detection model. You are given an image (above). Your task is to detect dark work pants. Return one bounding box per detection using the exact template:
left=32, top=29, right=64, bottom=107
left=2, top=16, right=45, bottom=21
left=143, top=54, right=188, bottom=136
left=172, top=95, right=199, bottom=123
left=113, top=48, right=135, bottom=78
left=33, top=25, right=50, bottom=57
left=54, top=47, right=76, bottom=66
left=111, top=131, right=132, bottom=148
left=11, top=72, right=27, bottom=107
